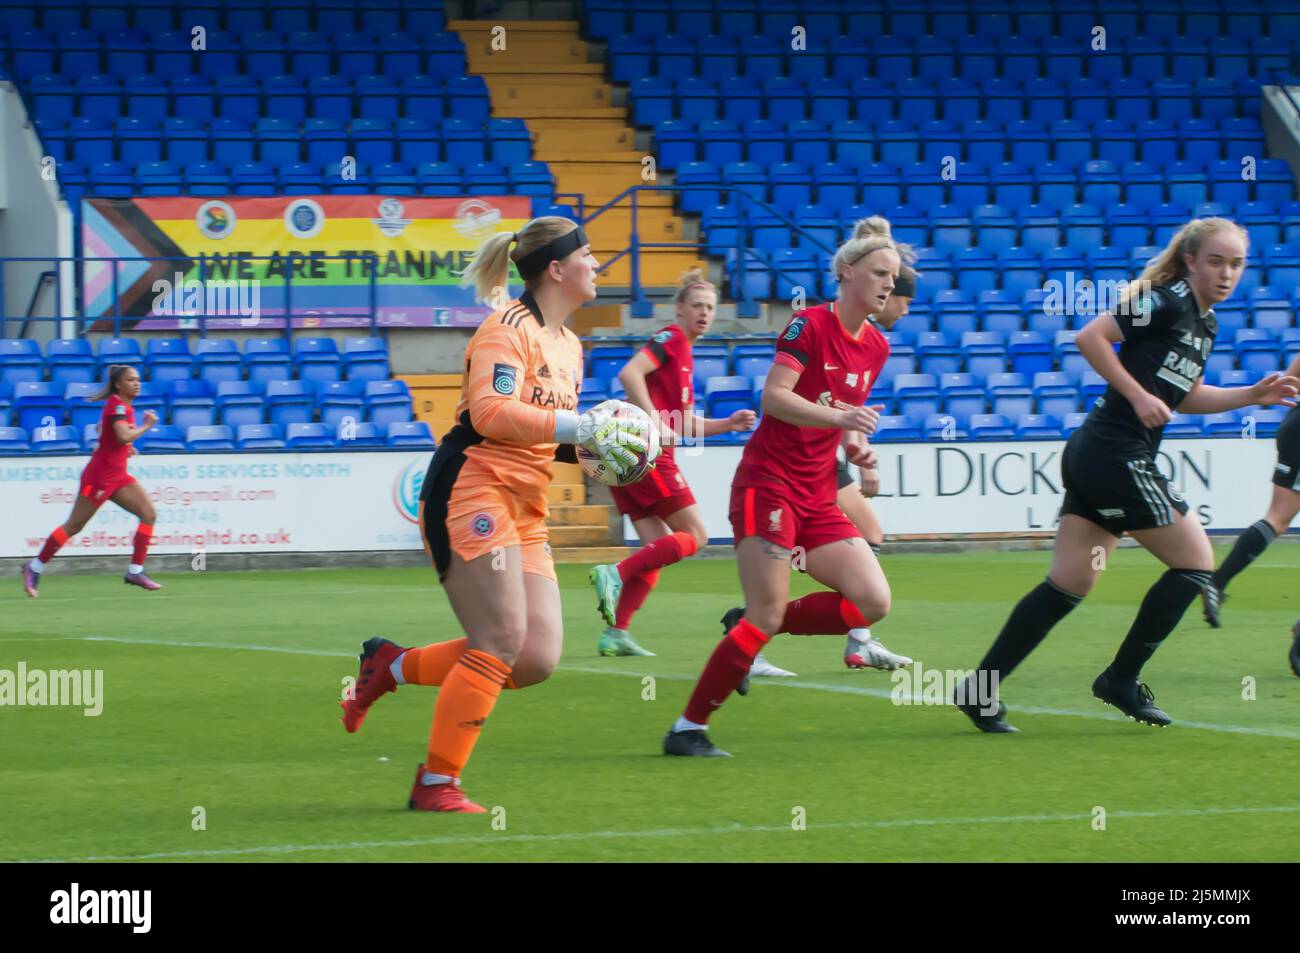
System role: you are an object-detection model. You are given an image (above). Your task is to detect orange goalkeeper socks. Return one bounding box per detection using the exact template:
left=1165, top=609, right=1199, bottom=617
left=401, top=639, right=519, bottom=689
left=424, top=649, right=512, bottom=779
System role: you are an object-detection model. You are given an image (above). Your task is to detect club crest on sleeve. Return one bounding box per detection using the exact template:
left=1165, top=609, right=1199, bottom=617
left=492, top=363, right=517, bottom=395
left=783, top=316, right=807, bottom=341
left=652, top=329, right=673, bottom=345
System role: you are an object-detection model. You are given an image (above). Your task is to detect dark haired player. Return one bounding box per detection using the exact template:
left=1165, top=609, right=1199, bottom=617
left=23, top=364, right=161, bottom=596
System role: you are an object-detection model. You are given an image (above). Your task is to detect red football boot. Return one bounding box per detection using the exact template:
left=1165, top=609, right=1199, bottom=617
left=407, top=765, right=487, bottom=814
left=339, top=637, right=406, bottom=733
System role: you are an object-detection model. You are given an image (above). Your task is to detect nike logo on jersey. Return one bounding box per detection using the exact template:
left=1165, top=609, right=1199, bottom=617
left=824, top=363, right=839, bottom=371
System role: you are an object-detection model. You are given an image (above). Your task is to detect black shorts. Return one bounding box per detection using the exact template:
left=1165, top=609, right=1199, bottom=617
left=418, top=445, right=466, bottom=583
left=1058, top=429, right=1189, bottom=535
left=836, top=456, right=854, bottom=491
left=1272, top=404, right=1300, bottom=492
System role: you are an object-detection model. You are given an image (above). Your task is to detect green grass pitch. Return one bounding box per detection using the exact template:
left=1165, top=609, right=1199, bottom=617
left=3, top=544, right=1298, bottom=862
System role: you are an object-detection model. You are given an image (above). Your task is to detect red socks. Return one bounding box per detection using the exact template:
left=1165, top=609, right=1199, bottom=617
left=616, top=531, right=698, bottom=582
left=614, top=569, right=659, bottom=629
left=132, top=523, right=154, bottom=566
left=780, top=592, right=869, bottom=634
left=37, top=526, right=69, bottom=564
left=682, top=617, right=770, bottom=725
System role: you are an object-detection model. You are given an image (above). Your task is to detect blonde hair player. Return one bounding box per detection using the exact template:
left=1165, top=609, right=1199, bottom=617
left=23, top=364, right=161, bottom=597
left=955, top=218, right=1298, bottom=733
left=337, top=217, right=653, bottom=812
left=587, top=270, right=763, bottom=663
left=664, top=219, right=900, bottom=756
left=713, top=218, right=918, bottom=679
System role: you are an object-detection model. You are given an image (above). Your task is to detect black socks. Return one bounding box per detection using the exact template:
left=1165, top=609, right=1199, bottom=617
left=977, top=577, right=1084, bottom=682
left=1212, top=519, right=1278, bottom=593
left=1110, top=569, right=1213, bottom=680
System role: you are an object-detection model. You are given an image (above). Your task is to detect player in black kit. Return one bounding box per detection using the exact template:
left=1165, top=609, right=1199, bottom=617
left=1202, top=348, right=1300, bottom=675
left=955, top=218, right=1298, bottom=732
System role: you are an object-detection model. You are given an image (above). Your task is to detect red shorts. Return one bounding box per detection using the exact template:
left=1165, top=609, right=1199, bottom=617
left=729, top=481, right=861, bottom=552
left=79, top=467, right=136, bottom=507
left=609, top=454, right=697, bottom=523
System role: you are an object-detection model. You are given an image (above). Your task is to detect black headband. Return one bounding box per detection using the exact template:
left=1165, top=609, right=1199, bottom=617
left=514, top=226, right=589, bottom=281
left=892, top=271, right=916, bottom=298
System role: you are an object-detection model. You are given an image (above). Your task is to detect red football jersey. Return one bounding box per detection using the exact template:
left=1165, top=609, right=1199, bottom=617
left=733, top=303, right=890, bottom=501
left=91, top=395, right=135, bottom=474
left=639, top=322, right=694, bottom=461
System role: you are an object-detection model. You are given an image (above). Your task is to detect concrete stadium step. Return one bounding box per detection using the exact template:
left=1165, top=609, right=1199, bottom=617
left=548, top=503, right=615, bottom=526
left=549, top=524, right=616, bottom=546
left=596, top=250, right=709, bottom=286
left=548, top=483, right=587, bottom=505
left=484, top=80, right=615, bottom=110
left=504, top=105, right=627, bottom=120
left=452, top=19, right=589, bottom=64
left=552, top=545, right=636, bottom=564
left=528, top=118, right=636, bottom=152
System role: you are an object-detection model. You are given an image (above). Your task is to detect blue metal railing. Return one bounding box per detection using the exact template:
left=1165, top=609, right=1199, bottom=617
left=1, top=253, right=381, bottom=337
left=554, top=184, right=838, bottom=318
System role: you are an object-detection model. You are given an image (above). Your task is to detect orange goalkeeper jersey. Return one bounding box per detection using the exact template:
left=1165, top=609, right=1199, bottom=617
left=441, top=290, right=583, bottom=501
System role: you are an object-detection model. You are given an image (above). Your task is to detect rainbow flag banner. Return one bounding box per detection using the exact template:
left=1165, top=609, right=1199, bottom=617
left=81, top=195, right=532, bottom=329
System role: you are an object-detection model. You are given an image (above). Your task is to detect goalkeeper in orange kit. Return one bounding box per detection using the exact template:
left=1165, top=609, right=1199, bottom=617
left=338, top=217, right=651, bottom=812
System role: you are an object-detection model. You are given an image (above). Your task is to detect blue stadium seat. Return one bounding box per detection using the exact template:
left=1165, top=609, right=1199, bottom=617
left=969, top=413, right=1017, bottom=440
left=64, top=382, right=102, bottom=429
left=1016, top=414, right=1063, bottom=439
left=1063, top=412, right=1089, bottom=435
left=342, top=337, right=391, bottom=382
left=96, top=337, right=144, bottom=372
left=365, top=379, right=413, bottom=427
left=265, top=379, right=314, bottom=428
left=961, top=331, right=1007, bottom=377
left=894, top=373, right=940, bottom=419
left=31, top=425, right=80, bottom=454
left=167, top=379, right=216, bottom=430
left=135, top=424, right=185, bottom=453
left=589, top=346, right=634, bottom=382
left=186, top=425, right=236, bottom=452
left=1236, top=329, right=1281, bottom=376
left=0, top=426, right=31, bottom=453
left=244, top=339, right=293, bottom=387
left=1202, top=412, right=1243, bottom=437
left=917, top=333, right=962, bottom=376
left=386, top=420, right=436, bottom=448
left=873, top=414, right=923, bottom=443
left=1163, top=415, right=1204, bottom=437
left=12, top=382, right=63, bottom=432
left=215, top=381, right=264, bottom=428
left=1008, top=331, right=1054, bottom=377
left=236, top=423, right=286, bottom=451
left=922, top=412, right=968, bottom=440
left=1033, top=372, right=1080, bottom=419
left=940, top=372, right=985, bottom=418
left=317, top=380, right=366, bottom=430
left=336, top=420, right=386, bottom=448
left=145, top=338, right=194, bottom=384
left=0, top=339, right=43, bottom=387
left=987, top=373, right=1034, bottom=420
left=294, top=337, right=343, bottom=385
left=194, top=339, right=244, bottom=384
left=704, top=375, right=753, bottom=417
left=285, top=422, right=335, bottom=449
left=731, top=345, right=773, bottom=379
left=81, top=422, right=101, bottom=452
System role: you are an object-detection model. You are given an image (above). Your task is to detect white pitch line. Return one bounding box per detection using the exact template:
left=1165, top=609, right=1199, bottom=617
left=45, top=636, right=1300, bottom=742
left=18, top=804, right=1300, bottom=864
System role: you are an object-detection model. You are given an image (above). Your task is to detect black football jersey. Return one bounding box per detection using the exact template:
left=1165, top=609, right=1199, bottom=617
left=1085, top=280, right=1218, bottom=455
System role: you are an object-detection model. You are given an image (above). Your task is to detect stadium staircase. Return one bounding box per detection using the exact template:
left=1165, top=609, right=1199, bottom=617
left=450, top=18, right=706, bottom=294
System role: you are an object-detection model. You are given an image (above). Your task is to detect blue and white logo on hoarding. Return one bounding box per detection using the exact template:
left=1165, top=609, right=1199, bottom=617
left=392, top=458, right=425, bottom=525
left=284, top=199, right=325, bottom=239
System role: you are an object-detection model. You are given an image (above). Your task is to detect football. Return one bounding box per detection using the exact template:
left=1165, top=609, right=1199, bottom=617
left=577, top=399, right=661, bottom=487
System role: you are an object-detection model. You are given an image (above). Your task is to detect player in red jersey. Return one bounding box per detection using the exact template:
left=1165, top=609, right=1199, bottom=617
left=588, top=270, right=757, bottom=659
left=664, top=218, right=901, bottom=756
left=23, top=364, right=161, bottom=596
